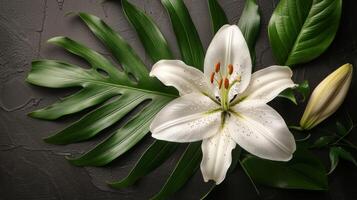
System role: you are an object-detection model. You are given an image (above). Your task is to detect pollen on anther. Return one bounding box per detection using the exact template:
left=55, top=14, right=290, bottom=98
left=228, top=64, right=233, bottom=75
left=210, top=72, right=215, bottom=83
left=215, top=62, right=221, bottom=73
left=218, top=79, right=223, bottom=89
left=224, top=78, right=229, bottom=89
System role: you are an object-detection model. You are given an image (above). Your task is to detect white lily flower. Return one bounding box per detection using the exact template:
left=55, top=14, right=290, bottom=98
left=149, top=25, right=296, bottom=184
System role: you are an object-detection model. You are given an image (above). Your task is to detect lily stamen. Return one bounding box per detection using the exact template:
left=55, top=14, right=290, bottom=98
left=215, top=62, right=221, bottom=73
left=210, top=72, right=215, bottom=83
left=218, top=79, right=223, bottom=89
left=224, top=78, right=229, bottom=89
left=228, top=64, right=233, bottom=75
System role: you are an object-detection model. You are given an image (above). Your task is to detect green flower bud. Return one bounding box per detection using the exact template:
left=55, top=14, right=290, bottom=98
left=300, top=63, right=353, bottom=130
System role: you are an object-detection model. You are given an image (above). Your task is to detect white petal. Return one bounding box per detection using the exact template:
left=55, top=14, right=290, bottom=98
left=204, top=25, right=252, bottom=97
left=228, top=101, right=296, bottom=161
left=150, top=93, right=221, bottom=143
left=150, top=60, right=213, bottom=97
left=200, top=129, right=236, bottom=184
left=237, top=65, right=296, bottom=104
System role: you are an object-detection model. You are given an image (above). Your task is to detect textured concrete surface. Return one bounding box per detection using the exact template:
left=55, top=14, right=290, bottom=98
left=0, top=0, right=357, bottom=199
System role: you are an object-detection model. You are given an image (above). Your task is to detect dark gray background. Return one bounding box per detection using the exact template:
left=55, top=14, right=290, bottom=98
left=1, top=0, right=357, bottom=199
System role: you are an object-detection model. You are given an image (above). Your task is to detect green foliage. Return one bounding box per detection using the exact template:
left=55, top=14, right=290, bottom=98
left=208, top=0, right=228, bottom=33
left=329, top=147, right=357, bottom=174
left=122, top=0, right=174, bottom=62
left=242, top=148, right=328, bottom=190
left=109, top=140, right=179, bottom=189
left=26, top=0, right=348, bottom=198
left=238, top=0, right=260, bottom=64
left=278, top=80, right=310, bottom=104
left=161, top=0, right=205, bottom=69
left=268, top=0, right=342, bottom=66
left=27, top=11, right=176, bottom=167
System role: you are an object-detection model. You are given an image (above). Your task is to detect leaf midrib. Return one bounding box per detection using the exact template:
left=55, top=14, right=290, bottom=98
left=49, top=74, right=178, bottom=98
left=284, top=0, right=314, bottom=65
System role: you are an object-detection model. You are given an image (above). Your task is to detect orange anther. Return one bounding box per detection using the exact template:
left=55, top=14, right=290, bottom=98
left=228, top=64, right=233, bottom=75
left=210, top=72, right=215, bottom=83
left=218, top=79, right=223, bottom=89
left=224, top=78, right=229, bottom=89
left=215, top=62, right=221, bottom=73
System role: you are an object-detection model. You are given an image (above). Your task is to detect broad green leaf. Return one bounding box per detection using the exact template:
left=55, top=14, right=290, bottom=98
left=161, top=0, right=205, bottom=69
left=268, top=0, right=342, bottom=65
left=122, top=0, right=173, bottom=62
left=207, top=0, right=228, bottom=33
left=109, top=140, right=179, bottom=188
left=151, top=142, right=202, bottom=200
left=242, top=148, right=328, bottom=190
left=27, top=14, right=178, bottom=166
left=310, top=136, right=336, bottom=148
left=329, top=147, right=357, bottom=174
left=238, top=0, right=260, bottom=64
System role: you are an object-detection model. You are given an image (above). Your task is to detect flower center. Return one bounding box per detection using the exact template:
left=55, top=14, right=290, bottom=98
left=210, top=62, right=241, bottom=111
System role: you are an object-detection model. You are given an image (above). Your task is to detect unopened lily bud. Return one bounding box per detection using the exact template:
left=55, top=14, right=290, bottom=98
left=215, top=62, right=221, bottom=73
left=300, top=63, right=353, bottom=130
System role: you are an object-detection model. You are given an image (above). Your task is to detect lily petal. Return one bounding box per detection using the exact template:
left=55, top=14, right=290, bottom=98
left=229, top=101, right=296, bottom=161
left=150, top=60, right=213, bottom=97
left=150, top=93, right=221, bottom=142
left=204, top=25, right=252, bottom=98
left=237, top=65, right=295, bottom=104
left=201, top=129, right=236, bottom=184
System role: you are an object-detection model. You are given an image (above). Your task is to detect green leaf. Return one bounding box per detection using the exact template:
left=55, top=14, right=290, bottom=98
left=238, top=0, right=260, bottom=64
left=268, top=0, right=342, bottom=65
left=278, top=80, right=310, bottom=104
left=207, top=0, right=228, bottom=33
left=295, top=80, right=310, bottom=102
left=161, top=0, right=205, bottom=69
left=329, top=147, right=357, bottom=174
left=122, top=0, right=173, bottom=62
left=109, top=140, right=179, bottom=188
left=278, top=89, right=297, bottom=105
left=27, top=14, right=178, bottom=166
left=336, top=121, right=348, bottom=136
left=151, top=142, right=202, bottom=200
left=67, top=99, right=170, bottom=166
left=310, top=136, right=336, bottom=149
left=242, top=148, right=328, bottom=190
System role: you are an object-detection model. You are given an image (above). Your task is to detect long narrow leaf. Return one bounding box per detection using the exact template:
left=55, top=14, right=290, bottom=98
left=44, top=93, right=146, bottom=144
left=161, top=0, right=205, bottom=69
left=151, top=142, right=202, bottom=200
left=207, top=0, right=228, bottom=33
left=122, top=0, right=173, bottom=62
left=109, top=140, right=179, bottom=188
left=67, top=99, right=170, bottom=166
left=238, top=0, right=260, bottom=64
